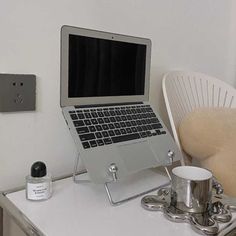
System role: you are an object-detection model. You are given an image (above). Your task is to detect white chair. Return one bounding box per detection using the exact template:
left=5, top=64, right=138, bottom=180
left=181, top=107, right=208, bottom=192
left=162, top=70, right=236, bottom=165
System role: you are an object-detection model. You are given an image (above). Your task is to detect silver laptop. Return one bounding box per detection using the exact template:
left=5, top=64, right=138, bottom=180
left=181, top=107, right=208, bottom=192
left=60, top=25, right=181, bottom=184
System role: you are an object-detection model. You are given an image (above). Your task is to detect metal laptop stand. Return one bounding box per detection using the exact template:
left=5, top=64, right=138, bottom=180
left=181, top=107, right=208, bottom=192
left=73, top=152, right=174, bottom=206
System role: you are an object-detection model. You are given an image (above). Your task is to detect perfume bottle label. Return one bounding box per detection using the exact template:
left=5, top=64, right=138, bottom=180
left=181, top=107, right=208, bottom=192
left=27, top=182, right=50, bottom=200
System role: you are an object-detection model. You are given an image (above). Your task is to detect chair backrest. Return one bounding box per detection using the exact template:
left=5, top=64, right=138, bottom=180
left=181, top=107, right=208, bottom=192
left=162, top=70, right=236, bottom=164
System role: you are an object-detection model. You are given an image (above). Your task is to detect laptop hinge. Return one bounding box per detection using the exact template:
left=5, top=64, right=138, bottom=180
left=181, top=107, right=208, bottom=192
left=75, top=102, right=143, bottom=109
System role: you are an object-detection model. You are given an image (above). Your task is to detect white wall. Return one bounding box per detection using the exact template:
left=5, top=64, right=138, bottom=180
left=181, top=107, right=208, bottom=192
left=1, top=0, right=236, bottom=235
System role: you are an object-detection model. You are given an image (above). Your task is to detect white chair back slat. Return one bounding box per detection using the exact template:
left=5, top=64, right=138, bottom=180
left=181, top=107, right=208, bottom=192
left=162, top=71, right=236, bottom=165
left=229, top=96, right=235, bottom=108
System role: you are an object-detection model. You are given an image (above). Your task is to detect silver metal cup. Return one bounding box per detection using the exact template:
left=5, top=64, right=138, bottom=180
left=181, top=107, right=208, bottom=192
left=171, top=166, right=213, bottom=213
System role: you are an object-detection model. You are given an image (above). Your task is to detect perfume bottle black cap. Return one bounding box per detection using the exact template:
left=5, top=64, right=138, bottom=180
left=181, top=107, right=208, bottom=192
left=31, top=161, right=47, bottom=177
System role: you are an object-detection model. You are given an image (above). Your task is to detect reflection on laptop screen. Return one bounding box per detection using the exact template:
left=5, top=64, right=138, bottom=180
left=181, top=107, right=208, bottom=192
left=68, top=35, right=146, bottom=98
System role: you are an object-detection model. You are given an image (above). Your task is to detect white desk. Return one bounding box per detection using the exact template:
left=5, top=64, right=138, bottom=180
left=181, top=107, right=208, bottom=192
left=2, top=170, right=236, bottom=236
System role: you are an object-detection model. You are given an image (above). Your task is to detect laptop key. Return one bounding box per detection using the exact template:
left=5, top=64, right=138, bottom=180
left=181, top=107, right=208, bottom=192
left=115, top=116, right=121, bottom=122
left=79, top=133, right=96, bottom=141
left=120, top=122, right=126, bottom=127
left=108, top=130, right=115, bottom=136
left=121, top=110, right=127, bottom=115
left=141, top=113, right=148, bottom=119
left=73, top=120, right=84, bottom=127
left=156, top=130, right=162, bottom=135
left=152, top=123, right=163, bottom=129
left=131, top=127, right=137, bottom=132
left=125, top=121, right=131, bottom=127
left=115, top=110, right=121, bottom=115
left=110, top=111, right=115, bottom=116
left=126, top=128, right=132, bottom=133
left=146, top=107, right=153, bottom=112
left=137, top=126, right=142, bottom=132
left=141, top=125, right=147, bottom=131
left=77, top=113, right=85, bottom=119
left=108, top=123, right=115, bottom=129
left=140, top=132, right=147, bottom=138
left=91, top=119, right=98, bottom=125
left=141, top=119, right=147, bottom=125
left=150, top=130, right=157, bottom=136
left=120, top=129, right=126, bottom=134
left=114, top=129, right=121, bottom=135
left=98, top=118, right=104, bottom=124
left=97, top=139, right=104, bottom=146
left=70, top=114, right=78, bottom=120
left=111, top=133, right=140, bottom=143
left=85, top=113, right=92, bottom=119
left=104, top=117, right=110, bottom=123
left=102, top=131, right=109, bottom=137
left=104, top=138, right=112, bottom=145
left=127, top=115, right=132, bottom=120
left=95, top=132, right=102, bottom=139
left=95, top=125, right=102, bottom=131
left=136, top=114, right=142, bottom=119
left=114, top=123, right=121, bottom=128
left=150, top=113, right=157, bottom=118
left=76, top=127, right=89, bottom=134
left=89, top=126, right=96, bottom=132
left=102, top=124, right=109, bottom=130
left=91, top=112, right=98, bottom=118
left=121, top=116, right=127, bottom=121
left=104, top=111, right=110, bottom=116
left=98, top=112, right=104, bottom=117
left=110, top=117, right=116, bottom=122
left=84, top=120, right=91, bottom=126
left=89, top=140, right=97, bottom=148
left=82, top=142, right=90, bottom=149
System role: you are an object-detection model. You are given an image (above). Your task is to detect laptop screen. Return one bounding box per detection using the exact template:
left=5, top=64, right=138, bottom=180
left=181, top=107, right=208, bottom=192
left=68, top=35, right=146, bottom=98
left=60, top=26, right=151, bottom=107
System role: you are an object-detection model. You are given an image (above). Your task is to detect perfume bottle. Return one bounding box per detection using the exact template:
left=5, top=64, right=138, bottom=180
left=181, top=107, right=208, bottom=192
left=26, top=161, right=52, bottom=201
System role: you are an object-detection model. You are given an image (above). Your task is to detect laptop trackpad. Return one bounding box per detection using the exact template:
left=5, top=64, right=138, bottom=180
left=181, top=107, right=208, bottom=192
left=118, top=141, right=157, bottom=173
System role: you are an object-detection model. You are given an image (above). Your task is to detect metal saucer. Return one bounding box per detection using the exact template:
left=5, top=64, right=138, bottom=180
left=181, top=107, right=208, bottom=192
left=141, top=188, right=236, bottom=235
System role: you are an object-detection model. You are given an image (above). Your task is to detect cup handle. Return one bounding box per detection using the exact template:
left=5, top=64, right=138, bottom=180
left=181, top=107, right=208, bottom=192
left=212, top=177, right=224, bottom=195
left=189, top=215, right=219, bottom=235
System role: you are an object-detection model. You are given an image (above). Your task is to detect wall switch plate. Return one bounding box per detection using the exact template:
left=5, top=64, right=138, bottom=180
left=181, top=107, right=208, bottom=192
left=0, top=74, right=36, bottom=112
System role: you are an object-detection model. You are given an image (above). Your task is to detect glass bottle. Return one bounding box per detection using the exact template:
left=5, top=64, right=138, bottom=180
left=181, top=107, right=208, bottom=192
left=26, top=161, right=52, bottom=201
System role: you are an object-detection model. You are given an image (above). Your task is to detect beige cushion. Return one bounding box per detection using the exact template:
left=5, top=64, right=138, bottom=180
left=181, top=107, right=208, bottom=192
left=179, top=108, right=236, bottom=197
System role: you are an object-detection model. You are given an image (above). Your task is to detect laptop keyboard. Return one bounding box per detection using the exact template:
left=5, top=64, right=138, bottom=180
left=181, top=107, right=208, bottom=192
left=69, top=104, right=166, bottom=149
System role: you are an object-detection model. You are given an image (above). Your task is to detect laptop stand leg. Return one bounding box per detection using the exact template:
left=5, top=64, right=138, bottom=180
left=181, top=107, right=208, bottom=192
left=164, top=167, right=172, bottom=180
left=73, top=152, right=90, bottom=184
